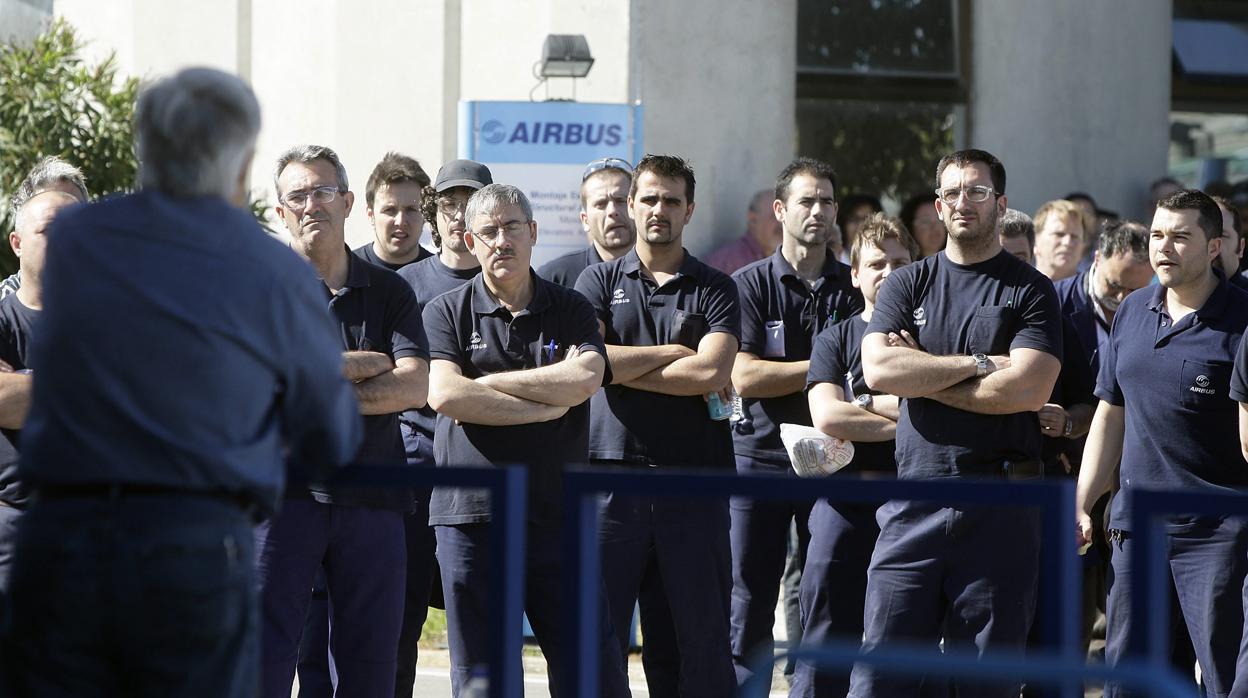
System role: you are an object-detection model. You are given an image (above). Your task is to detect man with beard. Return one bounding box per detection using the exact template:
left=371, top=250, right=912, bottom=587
left=1081, top=190, right=1248, bottom=698
left=540, top=157, right=636, bottom=287
left=852, top=149, right=1063, bottom=698
left=727, top=157, right=863, bottom=687
left=575, top=154, right=740, bottom=696
left=1033, top=199, right=1088, bottom=282
left=354, top=152, right=433, bottom=271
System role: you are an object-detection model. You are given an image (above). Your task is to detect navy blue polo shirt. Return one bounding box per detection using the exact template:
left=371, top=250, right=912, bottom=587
left=574, top=247, right=741, bottom=469
left=732, top=250, right=863, bottom=468
left=866, top=249, right=1063, bottom=479
left=314, top=250, right=429, bottom=510
left=422, top=271, right=608, bottom=526
left=1100, top=279, right=1248, bottom=530
left=0, top=295, right=36, bottom=508
left=397, top=256, right=480, bottom=450
left=20, top=192, right=361, bottom=516
left=538, top=244, right=602, bottom=289
left=352, top=241, right=431, bottom=272
left=807, top=314, right=895, bottom=475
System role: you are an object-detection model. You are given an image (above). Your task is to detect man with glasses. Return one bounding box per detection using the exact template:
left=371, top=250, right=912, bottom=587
left=706, top=189, right=785, bottom=275
left=727, top=157, right=862, bottom=688
left=390, top=158, right=490, bottom=698
left=354, top=152, right=433, bottom=272
left=422, top=183, right=629, bottom=697
left=258, top=144, right=430, bottom=698
left=539, top=157, right=636, bottom=288
left=851, top=149, right=1063, bottom=697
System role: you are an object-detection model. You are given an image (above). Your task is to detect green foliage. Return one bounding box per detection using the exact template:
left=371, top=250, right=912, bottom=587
left=0, top=18, right=139, bottom=273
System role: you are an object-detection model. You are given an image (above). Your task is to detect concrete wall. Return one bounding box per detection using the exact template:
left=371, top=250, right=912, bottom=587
left=970, top=1, right=1171, bottom=222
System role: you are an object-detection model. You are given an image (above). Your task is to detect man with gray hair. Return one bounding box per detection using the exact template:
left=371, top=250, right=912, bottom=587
left=259, top=144, right=429, bottom=698
left=422, top=183, right=628, bottom=697
left=999, top=208, right=1036, bottom=265
left=0, top=156, right=90, bottom=299
left=1, top=67, right=362, bottom=697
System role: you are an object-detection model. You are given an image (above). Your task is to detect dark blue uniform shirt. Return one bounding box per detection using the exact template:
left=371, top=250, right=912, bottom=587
left=422, top=272, right=608, bottom=526
left=352, top=241, right=432, bottom=272
left=397, top=256, right=480, bottom=447
left=539, top=244, right=603, bottom=289
left=1054, top=271, right=1109, bottom=382
left=732, top=250, right=863, bottom=468
left=0, top=296, right=36, bottom=507
left=1100, top=279, right=1248, bottom=530
left=20, top=192, right=361, bottom=516
left=316, top=251, right=429, bottom=510
left=866, top=250, right=1063, bottom=479
left=807, top=314, right=896, bottom=474
left=574, top=248, right=741, bottom=469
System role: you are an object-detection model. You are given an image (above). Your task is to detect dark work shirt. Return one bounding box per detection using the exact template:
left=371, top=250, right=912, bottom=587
left=732, top=250, right=864, bottom=468
left=1054, top=271, right=1109, bottom=382
left=315, top=251, right=429, bottom=511
left=1041, top=314, right=1096, bottom=473
left=866, top=250, right=1063, bottom=479
left=574, top=247, right=741, bottom=469
left=538, top=244, right=603, bottom=289
left=20, top=192, right=362, bottom=516
left=1103, top=279, right=1248, bottom=530
left=397, top=255, right=480, bottom=448
left=422, top=272, right=608, bottom=526
left=807, top=314, right=896, bottom=475
left=0, top=296, right=36, bottom=507
left=352, top=241, right=432, bottom=272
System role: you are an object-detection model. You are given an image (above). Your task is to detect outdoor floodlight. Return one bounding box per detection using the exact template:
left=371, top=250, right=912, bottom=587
left=539, top=34, right=594, bottom=78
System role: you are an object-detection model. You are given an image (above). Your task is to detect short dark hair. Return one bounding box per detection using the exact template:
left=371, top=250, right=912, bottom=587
left=899, top=192, right=937, bottom=235
left=850, top=213, right=919, bottom=269
left=935, top=149, right=1006, bottom=196
left=1213, top=195, right=1242, bottom=240
left=631, top=154, right=696, bottom=203
left=775, top=157, right=837, bottom=203
left=365, top=152, right=431, bottom=208
left=1156, top=189, right=1222, bottom=241
left=1097, top=219, right=1149, bottom=262
left=1000, top=209, right=1035, bottom=249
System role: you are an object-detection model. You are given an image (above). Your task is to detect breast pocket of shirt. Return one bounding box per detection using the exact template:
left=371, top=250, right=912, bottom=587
left=1180, top=359, right=1234, bottom=412
left=670, top=310, right=708, bottom=350
left=966, top=306, right=1018, bottom=356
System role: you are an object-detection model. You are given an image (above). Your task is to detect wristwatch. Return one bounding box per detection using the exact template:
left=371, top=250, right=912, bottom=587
left=1063, top=416, right=1074, bottom=437
left=853, top=393, right=873, bottom=410
left=973, top=353, right=990, bottom=377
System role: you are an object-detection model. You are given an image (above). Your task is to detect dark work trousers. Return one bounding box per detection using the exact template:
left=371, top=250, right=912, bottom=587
left=435, top=522, right=630, bottom=698
left=782, top=522, right=806, bottom=680
left=790, top=498, right=881, bottom=698
left=1232, top=570, right=1248, bottom=698
left=847, top=500, right=1042, bottom=698
left=729, top=456, right=814, bottom=686
left=0, top=502, right=20, bottom=595
left=2, top=494, right=257, bottom=698
left=599, top=490, right=737, bottom=698
left=255, top=498, right=406, bottom=698
left=1104, top=516, right=1248, bottom=698
left=637, top=559, right=681, bottom=697
left=299, top=428, right=439, bottom=698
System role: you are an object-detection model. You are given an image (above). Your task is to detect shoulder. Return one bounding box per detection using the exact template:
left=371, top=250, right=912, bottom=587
left=686, top=252, right=736, bottom=290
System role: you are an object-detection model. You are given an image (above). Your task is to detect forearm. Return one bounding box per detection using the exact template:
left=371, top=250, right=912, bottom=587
left=605, top=344, right=691, bottom=384
left=867, top=394, right=901, bottom=421
left=1065, top=403, right=1094, bottom=439
left=476, top=354, right=603, bottom=407
left=0, top=374, right=32, bottom=429
left=626, top=353, right=731, bottom=396
left=812, top=402, right=897, bottom=443
left=928, top=367, right=1051, bottom=415
left=342, top=351, right=393, bottom=381
left=732, top=357, right=810, bottom=399
left=430, top=375, right=566, bottom=426
left=864, top=344, right=977, bottom=398
left=1076, top=402, right=1125, bottom=515
left=353, top=362, right=428, bottom=415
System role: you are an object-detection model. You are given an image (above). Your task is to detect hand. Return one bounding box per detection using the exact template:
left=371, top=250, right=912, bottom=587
left=887, top=330, right=922, bottom=350
left=1058, top=452, right=1073, bottom=475
left=1076, top=511, right=1095, bottom=552
left=1037, top=403, right=1069, bottom=436
left=987, top=354, right=1011, bottom=373
left=0, top=359, right=13, bottom=373
left=565, top=344, right=582, bottom=361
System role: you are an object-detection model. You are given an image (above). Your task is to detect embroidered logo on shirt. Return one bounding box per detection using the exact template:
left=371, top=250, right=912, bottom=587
left=1191, top=374, right=1215, bottom=395
left=611, top=288, right=631, bottom=306
left=468, top=331, right=487, bottom=351
left=912, top=307, right=927, bottom=327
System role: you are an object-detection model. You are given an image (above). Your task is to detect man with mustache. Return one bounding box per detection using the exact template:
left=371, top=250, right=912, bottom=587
left=539, top=157, right=636, bottom=288
left=1033, top=199, right=1088, bottom=282
left=422, top=183, right=627, bottom=697
left=853, top=149, right=1063, bottom=697
left=575, top=154, right=740, bottom=695
left=260, top=144, right=430, bottom=698
left=354, top=152, right=434, bottom=272
left=727, top=157, right=863, bottom=688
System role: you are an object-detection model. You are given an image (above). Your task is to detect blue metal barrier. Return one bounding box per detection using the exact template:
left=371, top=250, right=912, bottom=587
left=560, top=470, right=1082, bottom=698
left=325, top=464, right=528, bottom=698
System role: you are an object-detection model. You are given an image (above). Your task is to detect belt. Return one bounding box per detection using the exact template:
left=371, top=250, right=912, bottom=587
left=35, top=482, right=257, bottom=516
left=1002, top=459, right=1043, bottom=481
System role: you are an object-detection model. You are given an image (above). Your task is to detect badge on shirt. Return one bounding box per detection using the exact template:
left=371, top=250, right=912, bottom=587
left=764, top=320, right=786, bottom=358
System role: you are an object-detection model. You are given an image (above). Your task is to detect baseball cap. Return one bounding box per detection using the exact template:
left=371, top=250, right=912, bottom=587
left=434, top=160, right=493, bottom=192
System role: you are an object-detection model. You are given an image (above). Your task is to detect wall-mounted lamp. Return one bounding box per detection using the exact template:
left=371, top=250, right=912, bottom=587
left=539, top=34, right=594, bottom=79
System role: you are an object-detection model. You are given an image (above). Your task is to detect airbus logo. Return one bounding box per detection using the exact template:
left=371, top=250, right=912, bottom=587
left=468, top=331, right=487, bottom=351
left=480, top=120, right=625, bottom=147
left=481, top=120, right=507, bottom=145
left=610, top=288, right=631, bottom=306
left=1196, top=375, right=1210, bottom=388
left=912, top=307, right=927, bottom=327
left=1189, top=374, right=1215, bottom=395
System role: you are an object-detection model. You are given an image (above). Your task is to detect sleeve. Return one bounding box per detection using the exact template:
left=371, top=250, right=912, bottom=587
left=734, top=268, right=767, bottom=355
left=865, top=269, right=913, bottom=338
left=421, top=295, right=464, bottom=366
left=702, top=270, right=742, bottom=339
left=385, top=278, right=430, bottom=362
left=1230, top=335, right=1248, bottom=403
left=1056, top=314, right=1096, bottom=407
left=573, top=264, right=611, bottom=325
left=1008, top=277, right=1063, bottom=361
left=806, top=323, right=848, bottom=390
left=1093, top=305, right=1125, bottom=406
left=562, top=289, right=613, bottom=386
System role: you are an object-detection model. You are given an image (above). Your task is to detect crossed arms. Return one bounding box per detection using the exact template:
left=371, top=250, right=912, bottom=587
left=600, top=319, right=738, bottom=397
left=341, top=351, right=428, bottom=416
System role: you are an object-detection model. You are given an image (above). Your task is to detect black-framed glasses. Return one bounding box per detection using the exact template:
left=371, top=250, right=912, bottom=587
left=582, top=157, right=632, bottom=182
left=934, top=185, right=996, bottom=205
left=281, top=186, right=340, bottom=210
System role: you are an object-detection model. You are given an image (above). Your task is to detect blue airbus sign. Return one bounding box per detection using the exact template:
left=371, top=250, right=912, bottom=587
left=459, top=100, right=643, bottom=164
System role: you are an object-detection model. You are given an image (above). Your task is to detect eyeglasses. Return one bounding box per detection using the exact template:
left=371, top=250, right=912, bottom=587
left=582, top=157, right=632, bottom=182
left=473, top=220, right=531, bottom=243
left=934, top=185, right=996, bottom=205
left=281, top=186, right=341, bottom=210
left=436, top=198, right=469, bottom=217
